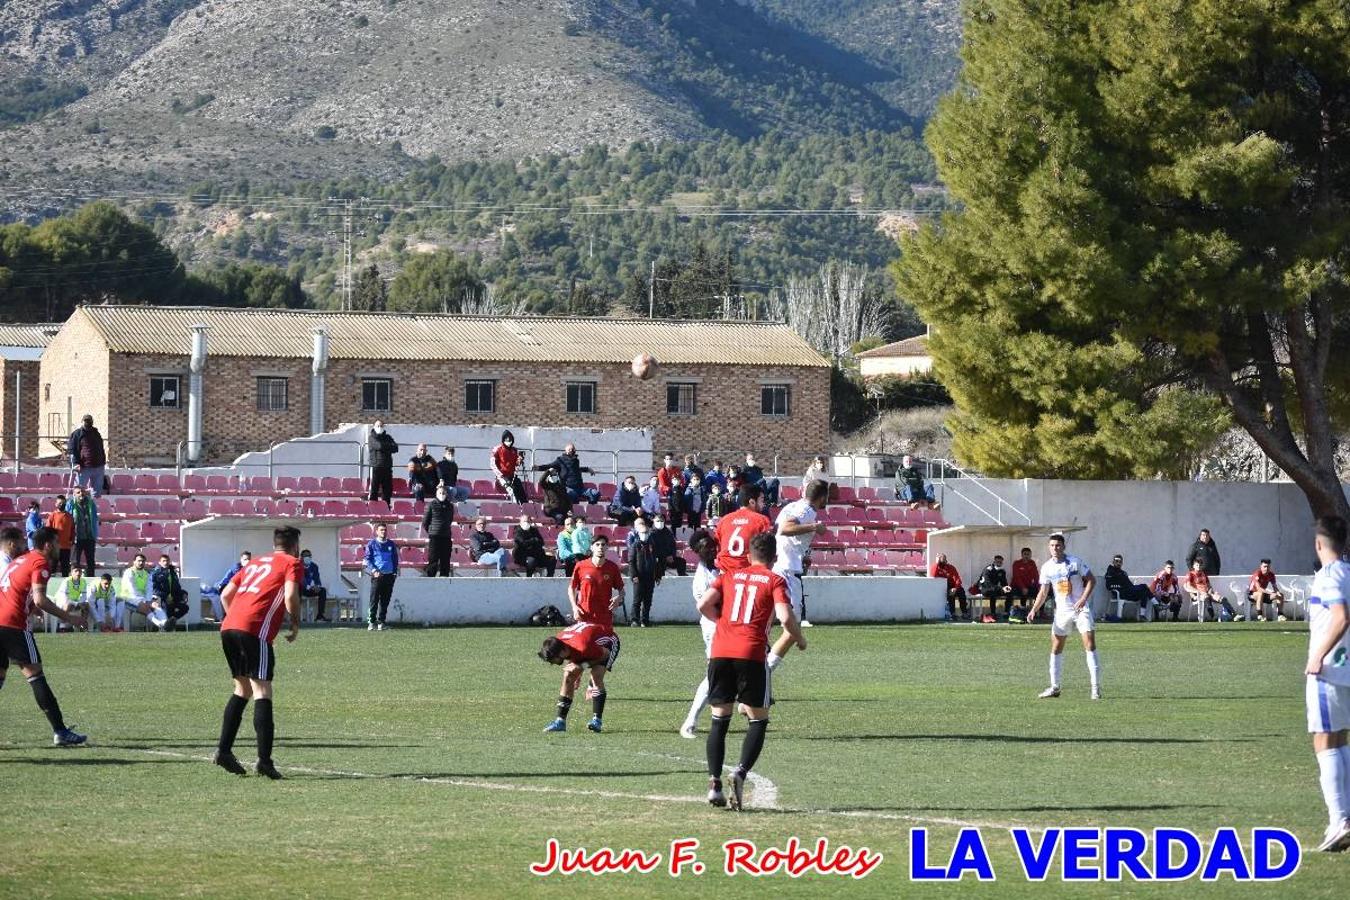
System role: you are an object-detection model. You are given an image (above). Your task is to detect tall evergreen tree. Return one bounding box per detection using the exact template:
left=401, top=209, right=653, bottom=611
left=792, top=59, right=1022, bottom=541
left=352, top=263, right=387, bottom=312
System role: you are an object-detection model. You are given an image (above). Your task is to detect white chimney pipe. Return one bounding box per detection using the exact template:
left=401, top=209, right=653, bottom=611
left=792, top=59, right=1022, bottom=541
left=187, top=324, right=208, bottom=464
left=310, top=326, right=330, bottom=436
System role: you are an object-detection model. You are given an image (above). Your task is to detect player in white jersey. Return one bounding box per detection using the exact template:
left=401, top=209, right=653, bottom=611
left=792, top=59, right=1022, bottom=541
left=679, top=531, right=720, bottom=739
left=1027, top=533, right=1101, bottom=700
left=1305, top=516, right=1350, bottom=852
left=766, top=479, right=829, bottom=671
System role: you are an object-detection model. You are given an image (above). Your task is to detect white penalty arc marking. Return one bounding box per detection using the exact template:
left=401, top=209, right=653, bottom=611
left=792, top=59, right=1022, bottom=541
left=122, top=747, right=1039, bottom=831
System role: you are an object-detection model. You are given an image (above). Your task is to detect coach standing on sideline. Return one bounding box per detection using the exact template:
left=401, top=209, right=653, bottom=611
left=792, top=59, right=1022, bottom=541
left=364, top=523, right=399, bottom=630
left=68, top=414, right=107, bottom=497
left=422, top=484, right=456, bottom=577
left=366, top=419, right=399, bottom=508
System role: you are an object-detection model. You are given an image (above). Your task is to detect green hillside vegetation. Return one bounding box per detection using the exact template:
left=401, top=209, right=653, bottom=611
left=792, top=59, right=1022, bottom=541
left=0, top=77, right=88, bottom=126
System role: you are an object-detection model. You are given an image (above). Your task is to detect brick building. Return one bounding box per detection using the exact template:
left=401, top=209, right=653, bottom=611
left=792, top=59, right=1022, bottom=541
left=38, top=306, right=831, bottom=469
left=0, top=323, right=59, bottom=460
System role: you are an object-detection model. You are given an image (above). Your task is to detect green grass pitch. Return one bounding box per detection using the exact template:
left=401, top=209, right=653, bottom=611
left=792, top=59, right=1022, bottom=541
left=0, top=621, right=1343, bottom=897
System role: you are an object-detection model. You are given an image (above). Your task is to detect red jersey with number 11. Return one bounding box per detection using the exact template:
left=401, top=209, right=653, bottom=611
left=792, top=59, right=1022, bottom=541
left=714, top=507, right=773, bottom=572
left=222, top=552, right=303, bottom=642
left=710, top=565, right=790, bottom=662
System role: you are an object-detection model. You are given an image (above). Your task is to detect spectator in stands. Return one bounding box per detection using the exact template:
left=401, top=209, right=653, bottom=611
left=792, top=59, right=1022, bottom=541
left=973, top=554, right=1012, bottom=623
left=406, top=443, right=439, bottom=502
left=88, top=572, right=120, bottom=633
left=68, top=414, right=107, bottom=497
left=657, top=452, right=683, bottom=498
left=491, top=430, right=527, bottom=504
left=704, top=460, right=729, bottom=496
left=366, top=419, right=399, bottom=507
left=55, top=566, right=91, bottom=632
left=45, top=496, right=74, bottom=576
left=67, top=486, right=99, bottom=576
left=650, top=513, right=686, bottom=578
left=571, top=514, right=593, bottom=560
left=435, top=447, right=471, bottom=503
left=422, top=484, right=456, bottom=577
left=1149, top=560, right=1183, bottom=622
left=666, top=473, right=685, bottom=529
left=364, top=522, right=400, bottom=630
left=1104, top=554, right=1152, bottom=616
left=726, top=464, right=746, bottom=501
left=300, top=549, right=329, bottom=621
left=931, top=552, right=969, bottom=620
left=1248, top=559, right=1286, bottom=622
left=802, top=455, right=828, bottom=493
left=538, top=467, right=572, bottom=526
left=151, top=554, right=190, bottom=632
left=705, top=482, right=731, bottom=522
left=1186, top=528, right=1221, bottom=575
left=609, top=476, right=643, bottom=526
left=469, top=517, right=510, bottom=575
left=556, top=515, right=578, bottom=576
left=896, top=455, right=940, bottom=510
left=23, top=501, right=41, bottom=550
left=682, top=454, right=705, bottom=492
left=640, top=475, right=663, bottom=521
left=1184, top=558, right=1241, bottom=621
left=209, top=551, right=252, bottom=621
left=628, top=517, right=658, bottom=627
left=683, top=474, right=706, bottom=529
left=120, top=553, right=154, bottom=622
left=545, top=443, right=600, bottom=505
left=512, top=514, right=556, bottom=578
left=1009, top=547, right=1039, bottom=619
left=743, top=453, right=780, bottom=508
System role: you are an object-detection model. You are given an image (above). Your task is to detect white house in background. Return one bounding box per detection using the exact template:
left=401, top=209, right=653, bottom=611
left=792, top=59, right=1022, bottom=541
left=856, top=334, right=932, bottom=379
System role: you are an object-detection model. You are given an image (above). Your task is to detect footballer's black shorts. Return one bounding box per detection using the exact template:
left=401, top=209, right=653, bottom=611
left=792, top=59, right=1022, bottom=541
left=222, top=629, right=275, bottom=681
left=707, top=657, right=771, bottom=708
left=0, top=626, right=41, bottom=668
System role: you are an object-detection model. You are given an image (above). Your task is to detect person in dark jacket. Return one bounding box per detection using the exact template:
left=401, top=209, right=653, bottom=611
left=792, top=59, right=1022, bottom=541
left=67, top=486, right=100, bottom=576
left=666, top=473, right=685, bottom=529
left=742, top=453, right=780, bottom=508
left=538, top=468, right=572, bottom=526
left=973, top=554, right=1013, bottom=622
left=1185, top=529, right=1221, bottom=576
left=895, top=454, right=939, bottom=510
left=366, top=419, right=399, bottom=507
left=683, top=474, right=706, bottom=529
left=421, top=484, right=456, bottom=577
left=68, top=414, right=108, bottom=497
left=363, top=522, right=399, bottom=629
left=650, top=513, right=686, bottom=578
left=540, top=443, right=600, bottom=504
left=1103, top=554, right=1151, bottom=614
left=469, top=517, right=510, bottom=575
left=628, top=517, right=659, bottom=626
left=436, top=446, right=470, bottom=502
left=300, top=548, right=329, bottom=621
left=609, top=476, right=643, bottom=526
left=406, top=443, right=439, bottom=502
left=150, top=554, right=190, bottom=631
left=512, top=514, right=555, bottom=577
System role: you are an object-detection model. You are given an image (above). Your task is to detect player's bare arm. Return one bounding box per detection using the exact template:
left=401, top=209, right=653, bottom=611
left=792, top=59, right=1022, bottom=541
left=607, top=585, right=622, bottom=612
left=283, top=580, right=300, bottom=643
left=778, top=517, right=817, bottom=537
left=567, top=583, right=581, bottom=620
left=1075, top=571, right=1096, bottom=610
left=32, top=582, right=84, bottom=630
left=1028, top=584, right=1049, bottom=620
left=219, top=581, right=237, bottom=615
left=775, top=601, right=806, bottom=650
left=1307, top=602, right=1348, bottom=675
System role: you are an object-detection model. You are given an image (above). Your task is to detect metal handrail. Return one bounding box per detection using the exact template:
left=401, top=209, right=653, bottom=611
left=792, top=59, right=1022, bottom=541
left=926, top=457, right=1031, bottom=526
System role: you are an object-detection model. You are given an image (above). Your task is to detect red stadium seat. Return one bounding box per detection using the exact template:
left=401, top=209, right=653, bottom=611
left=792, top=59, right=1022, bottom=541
left=136, top=497, right=161, bottom=516
left=208, top=498, right=233, bottom=516
left=319, top=477, right=343, bottom=494
left=133, top=474, right=157, bottom=493
left=857, top=486, right=878, bottom=502
left=205, top=476, right=232, bottom=493
left=273, top=499, right=298, bottom=518
left=230, top=497, right=256, bottom=515
left=245, top=477, right=274, bottom=496
left=182, top=474, right=208, bottom=494
left=299, top=500, right=323, bottom=517
left=340, top=478, right=364, bottom=494
left=181, top=498, right=207, bottom=520
left=472, top=480, right=495, bottom=497
left=392, top=477, right=409, bottom=495
left=155, top=474, right=181, bottom=493
left=321, top=501, right=345, bottom=517
left=275, top=477, right=299, bottom=493
left=835, top=486, right=857, bottom=504
left=296, top=477, right=320, bottom=494
left=391, top=500, right=415, bottom=517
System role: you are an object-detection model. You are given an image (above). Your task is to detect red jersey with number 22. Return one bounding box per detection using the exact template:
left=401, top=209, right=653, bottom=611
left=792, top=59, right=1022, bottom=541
left=714, top=507, right=773, bottom=572
left=222, top=552, right=303, bottom=642
left=710, top=565, right=790, bottom=662
left=0, top=552, right=52, bottom=631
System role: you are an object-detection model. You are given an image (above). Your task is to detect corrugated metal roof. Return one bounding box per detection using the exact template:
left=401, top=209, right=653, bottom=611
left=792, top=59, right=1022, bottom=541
left=75, top=306, right=829, bottom=367
left=856, top=334, right=929, bottom=359
left=0, top=323, right=61, bottom=349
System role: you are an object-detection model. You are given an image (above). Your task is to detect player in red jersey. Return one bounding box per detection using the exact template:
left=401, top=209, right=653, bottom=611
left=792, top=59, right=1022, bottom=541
left=568, top=535, right=624, bottom=629
left=714, top=483, right=774, bottom=573
left=697, top=533, right=806, bottom=810
left=214, top=526, right=304, bottom=780
left=0, top=526, right=88, bottom=746
left=538, top=620, right=621, bottom=733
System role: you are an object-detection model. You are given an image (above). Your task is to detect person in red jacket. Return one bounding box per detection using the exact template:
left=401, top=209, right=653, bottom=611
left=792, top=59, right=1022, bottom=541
left=1009, top=547, right=1039, bottom=621
left=931, top=552, right=969, bottom=620
left=1248, top=559, right=1286, bottom=621
left=656, top=452, right=683, bottom=498
left=491, top=429, right=526, bottom=504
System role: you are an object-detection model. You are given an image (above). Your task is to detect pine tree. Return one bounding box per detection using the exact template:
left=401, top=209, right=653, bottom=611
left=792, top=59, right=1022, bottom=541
left=352, top=263, right=387, bottom=312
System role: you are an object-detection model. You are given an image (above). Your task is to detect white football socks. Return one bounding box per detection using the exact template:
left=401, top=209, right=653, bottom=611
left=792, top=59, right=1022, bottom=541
left=1340, top=746, right=1350, bottom=822
left=684, top=677, right=710, bottom=729
left=1085, top=650, right=1101, bottom=690
left=1049, top=653, right=1063, bottom=689
left=1317, top=749, right=1349, bottom=828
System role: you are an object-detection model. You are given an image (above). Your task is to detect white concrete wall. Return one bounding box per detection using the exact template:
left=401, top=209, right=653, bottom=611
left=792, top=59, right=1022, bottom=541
left=179, top=519, right=343, bottom=600
left=859, top=357, right=932, bottom=379
left=356, top=573, right=948, bottom=626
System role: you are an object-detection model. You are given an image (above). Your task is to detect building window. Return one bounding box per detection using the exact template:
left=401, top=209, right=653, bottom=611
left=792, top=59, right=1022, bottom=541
left=565, top=381, right=596, bottom=414
left=149, top=375, right=180, bottom=409
left=362, top=378, right=392, bottom=413
left=465, top=379, right=496, bottom=413
left=761, top=384, right=791, bottom=417
left=666, top=382, right=697, bottom=416
left=257, top=377, right=289, bottom=412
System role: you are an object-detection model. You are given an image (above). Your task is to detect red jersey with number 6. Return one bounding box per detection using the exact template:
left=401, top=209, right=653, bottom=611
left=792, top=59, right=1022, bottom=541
left=714, top=507, right=773, bottom=573
left=222, top=552, right=303, bottom=642
left=709, top=565, right=790, bottom=662
left=0, top=551, right=52, bottom=631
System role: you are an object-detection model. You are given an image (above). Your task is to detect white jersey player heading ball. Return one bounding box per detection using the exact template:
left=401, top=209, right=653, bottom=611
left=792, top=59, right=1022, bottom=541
left=1027, top=533, right=1102, bottom=700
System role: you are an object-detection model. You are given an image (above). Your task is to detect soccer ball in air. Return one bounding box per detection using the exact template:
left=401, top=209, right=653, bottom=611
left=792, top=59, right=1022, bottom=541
left=631, top=353, right=657, bottom=380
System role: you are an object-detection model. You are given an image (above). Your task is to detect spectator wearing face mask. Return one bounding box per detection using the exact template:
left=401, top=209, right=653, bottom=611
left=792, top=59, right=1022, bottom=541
left=300, top=548, right=330, bottom=621
left=627, top=517, right=659, bottom=627
left=803, top=455, right=827, bottom=492
left=366, top=419, right=399, bottom=507
left=742, top=453, right=780, bottom=508
left=469, top=517, right=509, bottom=576
left=683, top=474, right=706, bottom=529
left=682, top=454, right=705, bottom=493
left=609, top=476, right=643, bottom=526
left=421, top=484, right=457, bottom=577
left=656, top=453, right=683, bottom=498
left=435, top=446, right=471, bottom=502
left=650, top=513, right=687, bottom=578
left=541, top=443, right=601, bottom=505
left=703, top=461, right=728, bottom=496
left=666, top=473, right=686, bottom=529
left=539, top=467, right=572, bottom=526
left=571, top=514, right=594, bottom=560
left=512, top=515, right=556, bottom=577
left=406, top=443, right=439, bottom=502
left=705, top=482, right=731, bottom=522
left=492, top=430, right=527, bottom=504
left=640, top=476, right=663, bottom=521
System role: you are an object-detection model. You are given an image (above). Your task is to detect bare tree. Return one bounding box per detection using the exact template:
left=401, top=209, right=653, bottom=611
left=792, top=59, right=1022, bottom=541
left=765, top=261, right=891, bottom=358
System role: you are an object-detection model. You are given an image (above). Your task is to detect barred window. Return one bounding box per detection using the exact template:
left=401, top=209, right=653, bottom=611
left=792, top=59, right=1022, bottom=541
left=760, top=384, right=790, bottom=417
left=257, top=377, right=289, bottom=412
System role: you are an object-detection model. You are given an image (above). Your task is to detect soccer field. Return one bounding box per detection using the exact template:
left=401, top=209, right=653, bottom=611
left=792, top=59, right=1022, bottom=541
left=1, top=622, right=1342, bottom=898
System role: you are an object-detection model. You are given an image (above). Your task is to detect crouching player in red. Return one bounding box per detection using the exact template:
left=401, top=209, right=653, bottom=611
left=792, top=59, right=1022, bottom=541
left=213, top=526, right=303, bottom=780
left=539, top=621, right=620, bottom=733
left=697, top=533, right=806, bottom=810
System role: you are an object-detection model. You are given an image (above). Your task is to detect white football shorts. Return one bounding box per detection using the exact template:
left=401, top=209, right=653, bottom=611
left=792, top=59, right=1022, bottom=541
left=1051, top=603, right=1095, bottom=637
left=1307, top=676, right=1350, bottom=734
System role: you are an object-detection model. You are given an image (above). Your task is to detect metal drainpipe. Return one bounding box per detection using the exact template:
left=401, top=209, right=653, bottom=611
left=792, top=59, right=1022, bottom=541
left=187, top=324, right=208, bottom=465
left=310, top=326, right=330, bottom=436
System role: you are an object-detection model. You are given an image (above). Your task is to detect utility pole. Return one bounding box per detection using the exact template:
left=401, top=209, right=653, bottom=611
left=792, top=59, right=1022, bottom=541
left=342, top=199, right=354, bottom=312
left=649, top=259, right=655, bottom=318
